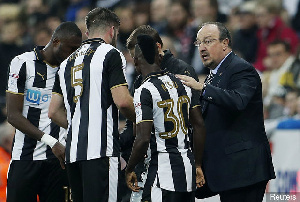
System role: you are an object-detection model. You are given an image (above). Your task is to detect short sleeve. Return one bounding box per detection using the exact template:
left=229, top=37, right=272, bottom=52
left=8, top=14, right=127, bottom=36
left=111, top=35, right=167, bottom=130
left=6, top=57, right=26, bottom=94
left=134, top=87, right=153, bottom=124
left=191, top=89, right=201, bottom=109
left=104, top=49, right=127, bottom=89
left=52, top=71, right=63, bottom=96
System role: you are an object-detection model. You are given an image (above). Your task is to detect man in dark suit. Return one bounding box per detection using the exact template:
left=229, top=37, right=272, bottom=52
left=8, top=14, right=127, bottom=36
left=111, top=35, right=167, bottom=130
left=177, top=22, right=275, bottom=202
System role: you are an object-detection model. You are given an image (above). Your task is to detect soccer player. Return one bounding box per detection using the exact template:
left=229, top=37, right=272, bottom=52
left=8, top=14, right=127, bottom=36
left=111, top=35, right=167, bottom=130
left=6, top=22, right=82, bottom=202
left=125, top=34, right=206, bottom=202
left=119, top=25, right=201, bottom=201
left=49, top=7, right=135, bottom=202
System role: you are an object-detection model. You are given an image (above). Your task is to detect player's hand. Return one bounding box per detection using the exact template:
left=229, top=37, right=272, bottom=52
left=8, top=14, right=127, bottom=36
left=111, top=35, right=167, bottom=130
left=176, top=74, right=204, bottom=91
left=125, top=170, right=140, bottom=192
left=196, top=166, right=205, bottom=188
left=52, top=142, right=66, bottom=169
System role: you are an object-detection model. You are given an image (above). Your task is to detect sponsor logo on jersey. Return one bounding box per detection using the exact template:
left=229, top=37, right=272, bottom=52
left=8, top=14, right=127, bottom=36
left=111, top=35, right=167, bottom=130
left=26, top=89, right=51, bottom=104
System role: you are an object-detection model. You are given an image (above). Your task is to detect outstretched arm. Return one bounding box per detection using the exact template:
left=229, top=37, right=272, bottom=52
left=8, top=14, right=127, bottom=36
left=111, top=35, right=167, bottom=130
left=190, top=106, right=206, bottom=187
left=176, top=74, right=205, bottom=91
left=125, top=121, right=152, bottom=192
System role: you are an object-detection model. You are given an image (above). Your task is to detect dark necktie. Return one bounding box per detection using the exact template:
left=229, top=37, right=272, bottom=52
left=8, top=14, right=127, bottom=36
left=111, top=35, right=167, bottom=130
left=201, top=72, right=214, bottom=95
left=201, top=71, right=215, bottom=114
left=205, top=71, right=215, bottom=85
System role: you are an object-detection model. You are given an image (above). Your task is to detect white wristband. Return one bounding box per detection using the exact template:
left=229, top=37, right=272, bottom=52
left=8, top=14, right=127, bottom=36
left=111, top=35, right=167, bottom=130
left=41, top=133, right=58, bottom=148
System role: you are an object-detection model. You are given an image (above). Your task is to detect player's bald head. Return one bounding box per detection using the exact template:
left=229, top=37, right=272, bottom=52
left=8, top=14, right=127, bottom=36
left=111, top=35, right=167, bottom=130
left=52, top=21, right=82, bottom=41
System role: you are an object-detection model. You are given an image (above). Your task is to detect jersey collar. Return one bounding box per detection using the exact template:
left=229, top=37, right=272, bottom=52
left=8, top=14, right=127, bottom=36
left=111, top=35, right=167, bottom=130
left=33, top=46, right=45, bottom=62
left=81, top=38, right=106, bottom=45
left=34, top=46, right=58, bottom=68
left=142, top=69, right=168, bottom=84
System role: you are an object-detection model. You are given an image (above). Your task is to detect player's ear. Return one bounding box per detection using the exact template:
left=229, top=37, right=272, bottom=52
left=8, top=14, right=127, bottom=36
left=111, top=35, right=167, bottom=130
left=109, top=26, right=115, bottom=38
left=52, top=37, right=60, bottom=47
left=222, top=38, right=229, bottom=51
left=156, top=42, right=162, bottom=50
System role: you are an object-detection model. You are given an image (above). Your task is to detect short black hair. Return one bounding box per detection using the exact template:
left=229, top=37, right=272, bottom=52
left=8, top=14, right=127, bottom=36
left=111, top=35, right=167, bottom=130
left=85, top=7, right=120, bottom=34
left=268, top=39, right=291, bottom=52
left=52, top=21, right=82, bottom=40
left=127, top=25, right=163, bottom=50
left=200, top=22, right=232, bottom=47
left=136, top=34, right=156, bottom=64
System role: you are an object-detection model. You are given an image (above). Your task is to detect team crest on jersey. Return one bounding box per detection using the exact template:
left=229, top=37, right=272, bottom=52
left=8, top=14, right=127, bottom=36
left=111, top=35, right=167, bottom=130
left=26, top=89, right=51, bottom=104
left=134, top=102, right=142, bottom=117
left=9, top=73, right=19, bottom=79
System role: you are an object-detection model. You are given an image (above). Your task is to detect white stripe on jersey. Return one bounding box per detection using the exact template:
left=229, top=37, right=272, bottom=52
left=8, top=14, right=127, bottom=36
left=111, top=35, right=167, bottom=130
left=106, top=105, right=114, bottom=156
left=151, top=186, right=163, bottom=202
left=86, top=51, right=103, bottom=159
left=158, top=153, right=175, bottom=191
left=108, top=157, right=119, bottom=202
left=69, top=103, right=81, bottom=163
left=181, top=151, right=194, bottom=191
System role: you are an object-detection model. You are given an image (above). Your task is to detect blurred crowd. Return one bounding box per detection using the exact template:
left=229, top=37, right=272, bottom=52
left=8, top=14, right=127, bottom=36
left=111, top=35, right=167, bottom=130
left=0, top=0, right=300, bottom=198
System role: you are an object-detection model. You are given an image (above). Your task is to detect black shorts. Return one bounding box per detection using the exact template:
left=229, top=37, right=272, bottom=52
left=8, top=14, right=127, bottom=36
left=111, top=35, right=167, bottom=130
left=66, top=157, right=119, bottom=202
left=7, top=158, right=69, bottom=202
left=142, top=186, right=195, bottom=202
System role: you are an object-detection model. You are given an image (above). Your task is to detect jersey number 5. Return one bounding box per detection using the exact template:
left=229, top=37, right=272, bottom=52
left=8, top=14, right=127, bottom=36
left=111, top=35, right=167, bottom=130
left=71, top=63, right=84, bottom=103
left=157, top=95, right=190, bottom=139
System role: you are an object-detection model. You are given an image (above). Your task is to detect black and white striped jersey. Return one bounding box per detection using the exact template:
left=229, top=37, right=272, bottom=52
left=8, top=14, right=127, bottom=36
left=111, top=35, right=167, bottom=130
left=53, top=38, right=127, bottom=163
left=134, top=70, right=198, bottom=192
left=6, top=47, right=66, bottom=160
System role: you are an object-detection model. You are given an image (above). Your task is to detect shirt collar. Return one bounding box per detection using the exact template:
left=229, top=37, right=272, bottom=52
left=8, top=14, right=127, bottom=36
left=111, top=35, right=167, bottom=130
left=34, top=46, right=59, bottom=68
left=81, top=38, right=106, bottom=45
left=142, top=69, right=167, bottom=84
left=33, top=46, right=45, bottom=62
left=211, top=51, right=232, bottom=75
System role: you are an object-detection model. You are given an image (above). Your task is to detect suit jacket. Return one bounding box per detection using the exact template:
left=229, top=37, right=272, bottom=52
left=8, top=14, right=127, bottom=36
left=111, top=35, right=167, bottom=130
left=201, top=52, right=275, bottom=192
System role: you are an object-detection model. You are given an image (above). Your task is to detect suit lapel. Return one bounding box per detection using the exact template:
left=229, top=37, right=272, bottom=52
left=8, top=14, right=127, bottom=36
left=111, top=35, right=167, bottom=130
left=201, top=52, right=235, bottom=115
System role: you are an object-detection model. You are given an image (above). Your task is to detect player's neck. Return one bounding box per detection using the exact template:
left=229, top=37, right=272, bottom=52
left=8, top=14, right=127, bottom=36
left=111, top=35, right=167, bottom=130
left=41, top=46, right=59, bottom=67
left=141, top=65, right=161, bottom=78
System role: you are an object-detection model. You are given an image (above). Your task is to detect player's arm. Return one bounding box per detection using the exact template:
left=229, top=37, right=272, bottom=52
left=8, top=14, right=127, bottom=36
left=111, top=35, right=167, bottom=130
left=125, top=87, right=152, bottom=191
left=119, top=75, right=143, bottom=152
left=6, top=92, right=44, bottom=140
left=190, top=106, right=206, bottom=187
left=190, top=106, right=206, bottom=165
left=176, top=74, right=204, bottom=91
left=48, top=71, right=68, bottom=129
left=125, top=121, right=152, bottom=192
left=48, top=93, right=68, bottom=129
left=108, top=49, right=135, bottom=122
left=111, top=86, right=135, bottom=122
